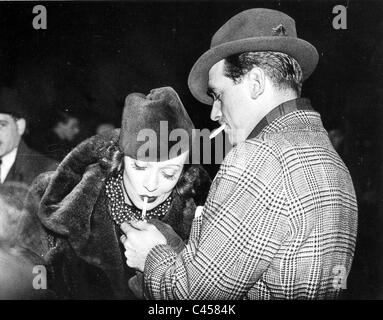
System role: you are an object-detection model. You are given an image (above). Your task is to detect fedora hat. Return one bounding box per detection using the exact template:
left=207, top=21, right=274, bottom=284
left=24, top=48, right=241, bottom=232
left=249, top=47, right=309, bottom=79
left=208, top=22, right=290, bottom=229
left=188, top=8, right=319, bottom=105
left=119, top=86, right=195, bottom=162
left=0, top=87, right=28, bottom=119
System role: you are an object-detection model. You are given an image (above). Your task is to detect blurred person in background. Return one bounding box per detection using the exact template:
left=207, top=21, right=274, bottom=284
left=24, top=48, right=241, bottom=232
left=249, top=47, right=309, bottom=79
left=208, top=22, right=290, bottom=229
left=96, top=122, right=115, bottom=135
left=0, top=87, right=57, bottom=186
left=42, top=108, right=81, bottom=161
left=0, top=182, right=53, bottom=299
left=329, top=128, right=345, bottom=152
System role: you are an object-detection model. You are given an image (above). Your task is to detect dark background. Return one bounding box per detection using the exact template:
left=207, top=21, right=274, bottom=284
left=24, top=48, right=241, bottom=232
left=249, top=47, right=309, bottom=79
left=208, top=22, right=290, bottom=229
left=0, top=0, right=382, bottom=299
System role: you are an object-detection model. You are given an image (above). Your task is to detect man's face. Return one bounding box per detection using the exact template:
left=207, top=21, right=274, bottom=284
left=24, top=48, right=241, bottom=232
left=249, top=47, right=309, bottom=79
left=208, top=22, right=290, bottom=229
left=0, top=113, right=25, bottom=157
left=60, top=117, right=80, bottom=141
left=207, top=60, right=252, bottom=145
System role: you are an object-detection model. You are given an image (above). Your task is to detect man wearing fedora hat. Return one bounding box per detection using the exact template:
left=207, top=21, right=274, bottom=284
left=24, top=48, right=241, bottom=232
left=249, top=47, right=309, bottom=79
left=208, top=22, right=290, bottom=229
left=122, top=8, right=357, bottom=299
left=0, top=87, right=57, bottom=186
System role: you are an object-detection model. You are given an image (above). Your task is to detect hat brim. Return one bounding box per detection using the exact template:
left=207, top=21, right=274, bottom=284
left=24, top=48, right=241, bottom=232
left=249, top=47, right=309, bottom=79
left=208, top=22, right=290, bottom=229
left=188, top=36, right=319, bottom=105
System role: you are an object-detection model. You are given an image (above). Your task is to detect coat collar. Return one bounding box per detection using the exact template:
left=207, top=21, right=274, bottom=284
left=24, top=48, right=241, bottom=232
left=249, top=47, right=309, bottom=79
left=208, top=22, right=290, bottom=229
left=247, top=98, right=314, bottom=140
left=5, top=140, right=30, bottom=183
left=37, top=131, right=119, bottom=240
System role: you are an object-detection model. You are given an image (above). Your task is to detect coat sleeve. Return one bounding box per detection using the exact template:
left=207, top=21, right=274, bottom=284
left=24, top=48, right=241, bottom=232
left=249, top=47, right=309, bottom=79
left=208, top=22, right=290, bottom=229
left=143, top=140, right=289, bottom=299
left=15, top=171, right=54, bottom=260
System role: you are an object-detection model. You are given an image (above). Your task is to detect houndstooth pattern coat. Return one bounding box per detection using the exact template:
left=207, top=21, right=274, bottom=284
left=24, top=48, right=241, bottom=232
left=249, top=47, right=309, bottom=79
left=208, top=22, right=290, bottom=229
left=144, top=99, right=358, bottom=300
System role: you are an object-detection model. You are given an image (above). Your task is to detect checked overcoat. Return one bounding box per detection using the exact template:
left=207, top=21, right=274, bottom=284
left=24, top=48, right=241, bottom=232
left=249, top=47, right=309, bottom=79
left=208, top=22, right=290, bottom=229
left=144, top=98, right=358, bottom=299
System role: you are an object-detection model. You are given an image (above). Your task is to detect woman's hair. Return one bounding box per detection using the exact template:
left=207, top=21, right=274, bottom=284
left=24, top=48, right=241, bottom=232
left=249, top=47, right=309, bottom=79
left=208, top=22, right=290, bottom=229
left=109, top=144, right=125, bottom=175
left=224, top=51, right=303, bottom=96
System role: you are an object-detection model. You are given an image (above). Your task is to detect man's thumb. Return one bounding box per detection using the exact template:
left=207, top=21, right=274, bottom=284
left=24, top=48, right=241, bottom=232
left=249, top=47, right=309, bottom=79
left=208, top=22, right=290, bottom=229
left=129, top=219, right=149, bottom=230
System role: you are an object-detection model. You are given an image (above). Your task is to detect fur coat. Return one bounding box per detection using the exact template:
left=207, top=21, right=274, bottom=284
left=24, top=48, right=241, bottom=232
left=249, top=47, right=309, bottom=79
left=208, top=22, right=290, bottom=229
left=23, top=129, right=211, bottom=299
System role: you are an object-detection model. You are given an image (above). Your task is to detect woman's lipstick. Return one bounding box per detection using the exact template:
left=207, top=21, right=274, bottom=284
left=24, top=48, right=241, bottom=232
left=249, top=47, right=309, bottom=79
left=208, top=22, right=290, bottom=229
left=140, top=195, right=158, bottom=203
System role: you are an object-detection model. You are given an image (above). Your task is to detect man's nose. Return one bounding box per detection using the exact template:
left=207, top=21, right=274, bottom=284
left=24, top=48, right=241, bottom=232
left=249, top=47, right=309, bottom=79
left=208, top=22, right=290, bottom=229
left=210, top=101, right=222, bottom=122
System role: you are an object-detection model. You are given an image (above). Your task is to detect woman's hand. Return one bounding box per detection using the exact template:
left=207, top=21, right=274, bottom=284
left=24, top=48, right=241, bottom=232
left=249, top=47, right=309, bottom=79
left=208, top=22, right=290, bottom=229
left=120, top=220, right=166, bottom=272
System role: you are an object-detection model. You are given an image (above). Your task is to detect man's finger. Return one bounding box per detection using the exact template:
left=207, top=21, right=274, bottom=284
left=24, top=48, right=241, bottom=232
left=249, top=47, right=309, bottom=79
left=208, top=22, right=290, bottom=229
left=120, top=234, right=127, bottom=244
left=124, top=247, right=136, bottom=259
left=123, top=238, right=134, bottom=250
left=129, top=219, right=150, bottom=230
left=120, top=221, right=137, bottom=235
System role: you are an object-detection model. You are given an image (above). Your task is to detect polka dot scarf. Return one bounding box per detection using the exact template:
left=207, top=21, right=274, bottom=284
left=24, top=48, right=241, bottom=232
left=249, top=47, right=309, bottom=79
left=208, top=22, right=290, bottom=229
left=105, top=172, right=172, bottom=225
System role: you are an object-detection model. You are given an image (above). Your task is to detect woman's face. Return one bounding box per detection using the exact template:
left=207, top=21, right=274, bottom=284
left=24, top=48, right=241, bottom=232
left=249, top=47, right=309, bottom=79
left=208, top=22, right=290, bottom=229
left=122, top=151, right=188, bottom=211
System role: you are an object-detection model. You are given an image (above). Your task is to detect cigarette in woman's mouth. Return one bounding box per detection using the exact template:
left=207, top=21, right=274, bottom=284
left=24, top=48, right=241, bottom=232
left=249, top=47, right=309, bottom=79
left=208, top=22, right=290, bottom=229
left=209, top=124, right=226, bottom=139
left=142, top=197, right=148, bottom=220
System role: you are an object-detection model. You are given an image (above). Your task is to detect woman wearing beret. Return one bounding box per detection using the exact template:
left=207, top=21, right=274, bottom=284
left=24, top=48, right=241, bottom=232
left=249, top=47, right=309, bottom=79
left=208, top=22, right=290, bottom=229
left=20, top=87, right=211, bottom=299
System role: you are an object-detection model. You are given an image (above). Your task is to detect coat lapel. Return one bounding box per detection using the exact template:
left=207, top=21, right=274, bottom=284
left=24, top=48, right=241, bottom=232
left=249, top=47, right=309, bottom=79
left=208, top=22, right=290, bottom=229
left=4, top=141, right=29, bottom=183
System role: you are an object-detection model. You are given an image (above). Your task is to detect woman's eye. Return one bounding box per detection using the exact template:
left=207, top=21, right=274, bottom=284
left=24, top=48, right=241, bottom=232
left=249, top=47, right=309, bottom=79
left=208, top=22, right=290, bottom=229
left=162, top=171, right=177, bottom=180
left=132, top=163, right=147, bottom=170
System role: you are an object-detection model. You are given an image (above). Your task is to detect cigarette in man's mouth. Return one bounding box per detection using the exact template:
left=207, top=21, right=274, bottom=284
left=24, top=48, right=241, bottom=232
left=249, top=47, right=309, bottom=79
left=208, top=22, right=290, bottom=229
left=142, top=197, right=148, bottom=220
left=209, top=124, right=226, bottom=139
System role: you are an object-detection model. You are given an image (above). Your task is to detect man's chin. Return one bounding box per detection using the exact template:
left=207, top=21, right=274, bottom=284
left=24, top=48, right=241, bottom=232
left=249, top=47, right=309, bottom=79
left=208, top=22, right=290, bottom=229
left=228, top=134, right=242, bottom=147
left=228, top=138, right=236, bottom=146
left=228, top=129, right=247, bottom=146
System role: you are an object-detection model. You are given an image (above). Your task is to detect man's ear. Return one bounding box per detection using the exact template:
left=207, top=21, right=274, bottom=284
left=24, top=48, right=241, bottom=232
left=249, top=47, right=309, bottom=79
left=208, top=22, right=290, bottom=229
left=247, top=67, right=265, bottom=100
left=16, top=118, right=26, bottom=136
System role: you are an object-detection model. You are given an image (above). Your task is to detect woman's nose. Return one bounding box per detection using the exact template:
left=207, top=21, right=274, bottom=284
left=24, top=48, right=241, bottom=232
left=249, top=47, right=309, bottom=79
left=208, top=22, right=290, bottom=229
left=210, top=101, right=222, bottom=122
left=143, top=174, right=159, bottom=193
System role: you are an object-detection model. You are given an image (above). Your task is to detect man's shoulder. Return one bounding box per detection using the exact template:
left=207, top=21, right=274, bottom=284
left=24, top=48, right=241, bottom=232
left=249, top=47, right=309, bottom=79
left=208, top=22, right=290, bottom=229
left=252, top=122, right=351, bottom=177
left=255, top=119, right=331, bottom=155
left=227, top=138, right=276, bottom=158
left=227, top=120, right=337, bottom=174
left=222, top=138, right=281, bottom=172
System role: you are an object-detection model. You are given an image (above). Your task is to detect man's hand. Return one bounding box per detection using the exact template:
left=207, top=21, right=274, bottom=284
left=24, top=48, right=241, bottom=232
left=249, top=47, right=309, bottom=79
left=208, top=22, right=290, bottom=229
left=120, top=220, right=167, bottom=272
